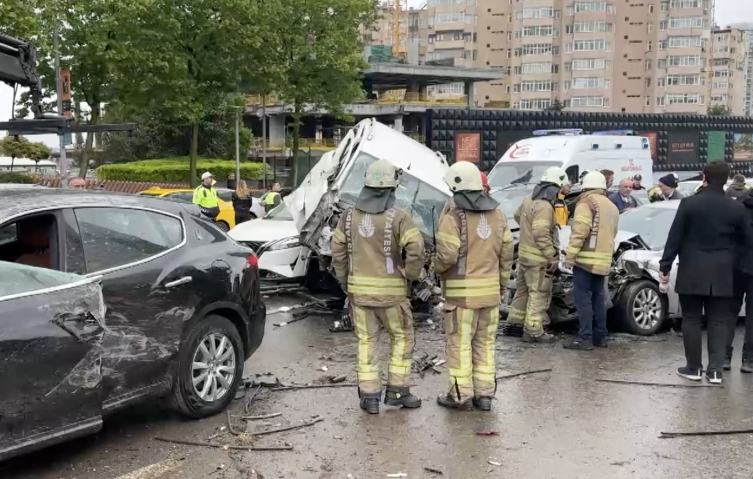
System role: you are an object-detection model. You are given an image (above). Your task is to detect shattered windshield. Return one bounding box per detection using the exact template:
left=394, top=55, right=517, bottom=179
left=264, top=203, right=293, bottom=221
left=339, top=151, right=447, bottom=236
left=488, top=161, right=562, bottom=189
left=618, top=206, right=677, bottom=251
left=490, top=186, right=536, bottom=219
left=0, top=261, right=87, bottom=298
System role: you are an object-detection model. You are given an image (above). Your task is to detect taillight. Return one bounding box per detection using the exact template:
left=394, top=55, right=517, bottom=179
left=247, top=254, right=258, bottom=268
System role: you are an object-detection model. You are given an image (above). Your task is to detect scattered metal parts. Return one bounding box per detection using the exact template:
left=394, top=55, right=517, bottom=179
left=496, top=368, right=553, bottom=380
left=243, top=412, right=282, bottom=420
left=386, top=474, right=407, bottom=478
left=660, top=429, right=753, bottom=439
left=595, top=378, right=723, bottom=388
left=424, top=466, right=444, bottom=475
left=226, top=410, right=242, bottom=436
left=271, top=383, right=357, bottom=391
left=488, top=460, right=502, bottom=466
left=273, top=311, right=311, bottom=327
left=154, top=437, right=292, bottom=451
left=328, top=374, right=348, bottom=383
left=413, top=353, right=442, bottom=378
left=245, top=384, right=263, bottom=415
left=475, top=431, right=500, bottom=436
left=250, top=415, right=324, bottom=436
left=319, top=365, right=329, bottom=372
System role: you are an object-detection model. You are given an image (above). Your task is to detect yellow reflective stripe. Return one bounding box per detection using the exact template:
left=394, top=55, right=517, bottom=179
left=565, top=246, right=581, bottom=256
left=445, top=289, right=499, bottom=298
left=333, top=229, right=346, bottom=242
left=577, top=251, right=612, bottom=260
left=576, top=257, right=612, bottom=267
left=485, top=308, right=499, bottom=372
left=437, top=232, right=461, bottom=248
left=519, top=245, right=548, bottom=260
left=399, top=228, right=420, bottom=247
left=386, top=306, right=410, bottom=375
left=459, top=308, right=473, bottom=387
left=473, top=371, right=497, bottom=382
left=445, top=277, right=499, bottom=287
left=573, top=215, right=591, bottom=225
left=508, top=307, right=526, bottom=320
left=349, top=276, right=406, bottom=286
left=349, top=286, right=407, bottom=296
left=354, top=307, right=378, bottom=381
left=503, top=230, right=513, bottom=242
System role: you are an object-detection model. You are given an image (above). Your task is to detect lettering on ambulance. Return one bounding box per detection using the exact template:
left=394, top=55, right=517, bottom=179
left=383, top=208, right=396, bottom=275
left=508, top=144, right=531, bottom=160
left=620, top=159, right=643, bottom=172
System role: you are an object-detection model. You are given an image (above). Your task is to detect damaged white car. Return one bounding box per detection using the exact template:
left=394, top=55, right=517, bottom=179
left=503, top=201, right=744, bottom=336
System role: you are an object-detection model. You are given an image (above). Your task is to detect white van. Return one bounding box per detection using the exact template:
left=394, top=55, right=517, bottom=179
left=488, top=129, right=653, bottom=189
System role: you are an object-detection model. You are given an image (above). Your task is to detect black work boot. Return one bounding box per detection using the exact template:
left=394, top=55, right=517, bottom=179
left=742, top=359, right=753, bottom=374
left=360, top=394, right=380, bottom=415
left=593, top=337, right=608, bottom=348
left=384, top=387, right=422, bottom=408
left=563, top=338, right=594, bottom=351
left=724, top=347, right=733, bottom=371
left=501, top=323, right=524, bottom=338
left=473, top=397, right=493, bottom=411
left=437, top=394, right=474, bottom=411
left=521, top=332, right=557, bottom=344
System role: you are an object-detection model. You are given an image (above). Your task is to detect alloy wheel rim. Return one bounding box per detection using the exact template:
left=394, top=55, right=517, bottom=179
left=632, top=288, right=662, bottom=330
left=192, top=333, right=236, bottom=402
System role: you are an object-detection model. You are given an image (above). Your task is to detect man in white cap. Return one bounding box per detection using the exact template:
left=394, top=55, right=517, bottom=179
left=193, top=171, right=220, bottom=220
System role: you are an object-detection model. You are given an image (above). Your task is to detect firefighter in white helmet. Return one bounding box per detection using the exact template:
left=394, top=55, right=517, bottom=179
left=331, top=159, right=425, bottom=414
left=504, top=166, right=568, bottom=343
left=434, top=161, right=514, bottom=411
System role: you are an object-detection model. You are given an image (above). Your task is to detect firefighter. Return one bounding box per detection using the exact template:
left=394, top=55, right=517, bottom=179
left=564, top=171, right=619, bottom=350
left=505, top=167, right=568, bottom=344
left=434, top=162, right=514, bottom=411
left=330, top=159, right=425, bottom=414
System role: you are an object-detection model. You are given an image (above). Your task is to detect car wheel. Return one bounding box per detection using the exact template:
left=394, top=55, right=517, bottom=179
left=618, top=280, right=667, bottom=336
left=216, top=221, right=230, bottom=232
left=170, top=315, right=244, bottom=418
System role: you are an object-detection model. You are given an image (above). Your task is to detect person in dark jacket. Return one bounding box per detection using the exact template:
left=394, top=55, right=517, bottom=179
left=609, top=178, right=640, bottom=213
left=725, top=174, right=749, bottom=201
left=726, top=190, right=753, bottom=373
left=658, top=174, right=684, bottom=200
left=231, top=180, right=253, bottom=225
left=659, top=161, right=753, bottom=384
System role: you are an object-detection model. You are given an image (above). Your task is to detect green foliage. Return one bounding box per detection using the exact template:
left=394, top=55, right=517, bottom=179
left=0, top=172, right=35, bottom=184
left=97, top=158, right=267, bottom=183
left=708, top=105, right=731, bottom=116
left=546, top=99, right=564, bottom=111
left=0, top=136, right=51, bottom=170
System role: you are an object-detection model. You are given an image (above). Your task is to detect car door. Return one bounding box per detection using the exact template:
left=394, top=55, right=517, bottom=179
left=0, top=263, right=106, bottom=460
left=63, top=206, right=204, bottom=409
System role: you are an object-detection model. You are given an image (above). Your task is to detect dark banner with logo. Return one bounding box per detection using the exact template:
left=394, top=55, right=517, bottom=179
left=668, top=132, right=699, bottom=164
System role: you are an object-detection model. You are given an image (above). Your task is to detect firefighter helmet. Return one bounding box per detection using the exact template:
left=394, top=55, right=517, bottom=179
left=581, top=171, right=607, bottom=190
left=364, top=159, right=400, bottom=188
left=444, top=161, right=483, bottom=192
left=540, top=167, right=568, bottom=187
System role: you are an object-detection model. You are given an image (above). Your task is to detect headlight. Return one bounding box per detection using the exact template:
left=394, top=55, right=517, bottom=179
left=264, top=237, right=300, bottom=251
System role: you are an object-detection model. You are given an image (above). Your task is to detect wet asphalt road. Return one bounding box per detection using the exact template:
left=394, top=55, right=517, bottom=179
left=2, top=293, right=753, bottom=479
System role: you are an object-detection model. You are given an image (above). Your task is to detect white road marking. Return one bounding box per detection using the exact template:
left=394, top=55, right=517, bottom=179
left=114, top=459, right=183, bottom=479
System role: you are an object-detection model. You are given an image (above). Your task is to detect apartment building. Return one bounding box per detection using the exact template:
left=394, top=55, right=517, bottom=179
left=727, top=23, right=753, bottom=116
left=707, top=28, right=749, bottom=116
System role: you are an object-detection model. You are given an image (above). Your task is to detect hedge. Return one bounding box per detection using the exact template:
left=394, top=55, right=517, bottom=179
left=0, top=172, right=35, bottom=184
left=96, top=157, right=269, bottom=183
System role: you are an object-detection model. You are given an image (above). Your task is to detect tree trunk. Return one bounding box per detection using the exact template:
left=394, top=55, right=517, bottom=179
left=78, top=106, right=100, bottom=178
left=74, top=100, right=84, bottom=148
left=291, top=103, right=301, bottom=187
left=10, top=156, right=14, bottom=172
left=190, top=122, right=199, bottom=188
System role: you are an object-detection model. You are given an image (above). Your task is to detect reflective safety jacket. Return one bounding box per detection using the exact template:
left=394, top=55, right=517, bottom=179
left=193, top=185, right=219, bottom=208
left=331, top=207, right=425, bottom=307
left=514, top=196, right=559, bottom=268
left=435, top=204, right=515, bottom=309
left=565, top=190, right=619, bottom=276
left=553, top=194, right=569, bottom=226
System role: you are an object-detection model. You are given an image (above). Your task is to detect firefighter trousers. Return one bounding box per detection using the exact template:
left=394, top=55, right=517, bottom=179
left=351, top=301, right=415, bottom=395
left=444, top=305, right=500, bottom=400
left=507, top=264, right=553, bottom=337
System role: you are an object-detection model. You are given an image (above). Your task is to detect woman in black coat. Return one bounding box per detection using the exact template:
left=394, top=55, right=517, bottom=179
left=232, top=180, right=253, bottom=226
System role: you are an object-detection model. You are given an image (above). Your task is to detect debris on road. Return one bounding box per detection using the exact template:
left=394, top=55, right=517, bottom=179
left=659, top=428, right=753, bottom=439
left=328, top=374, right=348, bottom=383
left=154, top=437, right=292, bottom=451
left=496, top=368, right=553, bottom=380
left=596, top=378, right=723, bottom=388
left=319, top=365, right=329, bottom=372
left=475, top=431, right=500, bottom=436
left=488, top=460, right=502, bottom=466
left=424, top=466, right=444, bottom=474
left=413, top=353, right=443, bottom=378
left=271, top=383, right=358, bottom=391
left=244, top=384, right=263, bottom=414
left=226, top=410, right=243, bottom=436
left=245, top=374, right=281, bottom=388
left=244, top=412, right=282, bottom=420
left=386, top=473, right=407, bottom=478
left=249, top=415, right=324, bottom=436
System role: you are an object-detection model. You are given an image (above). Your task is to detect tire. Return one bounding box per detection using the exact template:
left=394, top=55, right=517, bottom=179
left=216, top=221, right=230, bottom=232
left=618, top=280, right=667, bottom=336
left=170, top=315, right=245, bottom=418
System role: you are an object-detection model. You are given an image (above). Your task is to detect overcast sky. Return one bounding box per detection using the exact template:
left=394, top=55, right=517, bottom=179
left=2, top=0, right=753, bottom=150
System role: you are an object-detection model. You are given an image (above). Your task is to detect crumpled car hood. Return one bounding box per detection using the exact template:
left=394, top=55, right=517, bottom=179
left=558, top=226, right=644, bottom=253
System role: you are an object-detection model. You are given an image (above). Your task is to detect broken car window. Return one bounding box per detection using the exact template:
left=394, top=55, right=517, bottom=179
left=488, top=161, right=562, bottom=189
left=74, top=208, right=184, bottom=272
left=618, top=207, right=677, bottom=251
left=0, top=261, right=85, bottom=298
left=264, top=204, right=293, bottom=221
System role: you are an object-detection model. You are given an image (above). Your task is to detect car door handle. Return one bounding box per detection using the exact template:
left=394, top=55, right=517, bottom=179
left=165, top=276, right=193, bottom=288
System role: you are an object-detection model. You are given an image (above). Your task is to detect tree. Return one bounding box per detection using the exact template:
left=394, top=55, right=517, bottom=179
left=111, top=0, right=266, bottom=187
left=546, top=98, right=564, bottom=111
left=26, top=142, right=52, bottom=171
left=261, top=0, right=378, bottom=183
left=708, top=105, right=731, bottom=116
left=0, top=136, right=33, bottom=171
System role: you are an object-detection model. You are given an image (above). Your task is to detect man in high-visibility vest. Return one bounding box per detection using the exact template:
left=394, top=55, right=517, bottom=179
left=193, top=172, right=220, bottom=220
left=331, top=160, right=425, bottom=414
left=264, top=183, right=282, bottom=213
left=434, top=161, right=514, bottom=411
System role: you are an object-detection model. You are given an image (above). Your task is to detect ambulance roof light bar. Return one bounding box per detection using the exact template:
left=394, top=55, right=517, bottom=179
left=532, top=129, right=583, bottom=136
left=593, top=129, right=636, bottom=136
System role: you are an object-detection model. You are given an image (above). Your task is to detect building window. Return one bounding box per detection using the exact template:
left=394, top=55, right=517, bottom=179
left=519, top=98, right=553, bottom=110
left=669, top=17, right=705, bottom=29
left=668, top=55, right=702, bottom=67
left=522, top=7, right=556, bottom=18
left=646, top=96, right=651, bottom=106
left=658, top=59, right=666, bottom=68
left=570, top=58, right=607, bottom=70
left=666, top=93, right=703, bottom=104
left=712, top=81, right=730, bottom=89
left=711, top=94, right=729, bottom=102
left=660, top=1, right=669, bottom=11
left=572, top=77, right=609, bottom=89
left=657, top=96, right=665, bottom=106
left=648, top=22, right=653, bottom=33
left=522, top=80, right=554, bottom=91
left=569, top=96, right=609, bottom=107
left=646, top=77, right=652, bottom=87
left=572, top=2, right=613, bottom=13
left=570, top=21, right=613, bottom=33
left=668, top=36, right=704, bottom=48
left=520, top=43, right=555, bottom=55
left=666, top=74, right=702, bottom=85
left=572, top=39, right=609, bottom=51
left=713, top=70, right=731, bottom=78
left=513, top=84, right=521, bottom=93
left=522, top=62, right=554, bottom=74
left=506, top=85, right=511, bottom=93
left=513, top=66, right=522, bottom=74
left=647, top=41, right=653, bottom=51
left=669, top=0, right=708, bottom=7
left=645, top=59, right=652, bottom=70
left=712, top=58, right=730, bottom=66
left=659, top=20, right=667, bottom=31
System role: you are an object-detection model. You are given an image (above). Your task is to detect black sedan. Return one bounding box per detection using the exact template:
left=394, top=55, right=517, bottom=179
left=0, top=188, right=266, bottom=460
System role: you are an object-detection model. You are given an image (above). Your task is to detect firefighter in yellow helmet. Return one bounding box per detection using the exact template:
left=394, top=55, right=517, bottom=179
left=505, top=166, right=568, bottom=343
left=331, top=159, right=425, bottom=414
left=434, top=161, right=514, bottom=411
